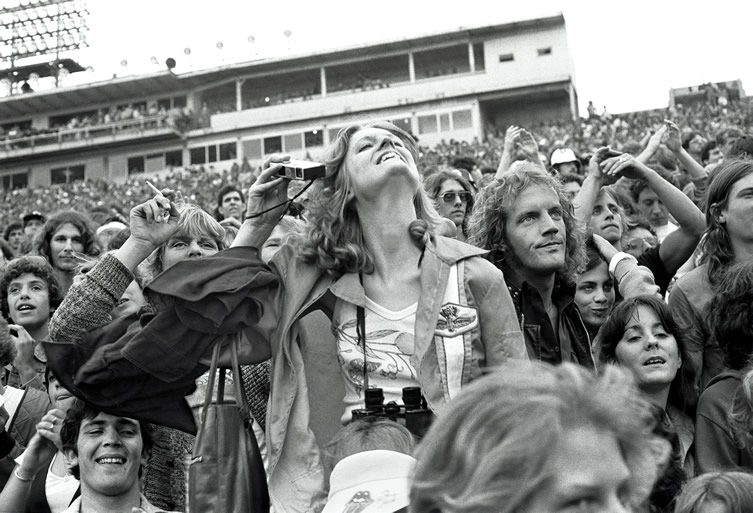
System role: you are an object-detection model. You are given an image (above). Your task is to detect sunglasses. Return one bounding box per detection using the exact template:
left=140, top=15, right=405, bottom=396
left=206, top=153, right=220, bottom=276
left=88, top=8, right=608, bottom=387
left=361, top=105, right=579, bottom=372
left=440, top=191, right=471, bottom=204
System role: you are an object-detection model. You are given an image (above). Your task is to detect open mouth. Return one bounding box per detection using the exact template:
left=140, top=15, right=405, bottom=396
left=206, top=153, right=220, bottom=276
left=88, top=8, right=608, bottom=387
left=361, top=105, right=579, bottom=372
left=96, top=457, right=126, bottom=465
left=643, top=356, right=666, bottom=366
left=16, top=304, right=35, bottom=312
left=377, top=151, right=402, bottom=164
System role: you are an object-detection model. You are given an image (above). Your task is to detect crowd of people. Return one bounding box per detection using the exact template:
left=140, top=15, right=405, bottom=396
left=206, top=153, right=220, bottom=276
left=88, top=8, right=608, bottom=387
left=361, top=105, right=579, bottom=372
left=1, top=91, right=753, bottom=513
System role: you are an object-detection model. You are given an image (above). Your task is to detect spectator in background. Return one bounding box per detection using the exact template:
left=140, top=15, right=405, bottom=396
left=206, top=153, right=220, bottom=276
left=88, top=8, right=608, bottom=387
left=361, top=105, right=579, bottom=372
left=701, top=140, right=724, bottom=169
left=94, top=221, right=127, bottom=252
left=410, top=362, right=669, bottom=513
left=573, top=237, right=615, bottom=340
left=4, top=222, right=27, bottom=255
left=669, top=159, right=753, bottom=401
left=717, top=127, right=744, bottom=157
left=213, top=184, right=245, bottom=222
left=558, top=172, right=583, bottom=201
left=322, top=418, right=415, bottom=513
left=726, top=135, right=753, bottom=160
left=1, top=257, right=63, bottom=391
left=0, top=315, right=50, bottom=490
left=674, top=472, right=753, bottom=513
left=549, top=147, right=581, bottom=176
left=423, top=169, right=475, bottom=242
left=34, top=211, right=99, bottom=295
left=695, top=261, right=753, bottom=473
left=22, top=212, right=45, bottom=246
left=0, top=368, right=78, bottom=513
left=682, top=131, right=708, bottom=165
left=0, top=240, right=14, bottom=266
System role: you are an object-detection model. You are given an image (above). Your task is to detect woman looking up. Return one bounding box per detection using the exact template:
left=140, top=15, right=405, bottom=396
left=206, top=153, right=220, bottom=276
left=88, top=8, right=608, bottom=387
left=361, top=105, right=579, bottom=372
left=49, top=120, right=526, bottom=513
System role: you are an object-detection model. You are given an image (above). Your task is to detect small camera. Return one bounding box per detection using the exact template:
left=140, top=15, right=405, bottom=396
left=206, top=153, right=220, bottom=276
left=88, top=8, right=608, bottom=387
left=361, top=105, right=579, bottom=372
left=277, top=159, right=326, bottom=181
left=351, top=387, right=434, bottom=439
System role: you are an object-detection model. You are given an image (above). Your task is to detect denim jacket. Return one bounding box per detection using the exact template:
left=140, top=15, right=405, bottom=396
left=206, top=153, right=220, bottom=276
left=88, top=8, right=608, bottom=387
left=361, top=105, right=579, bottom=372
left=263, top=235, right=525, bottom=512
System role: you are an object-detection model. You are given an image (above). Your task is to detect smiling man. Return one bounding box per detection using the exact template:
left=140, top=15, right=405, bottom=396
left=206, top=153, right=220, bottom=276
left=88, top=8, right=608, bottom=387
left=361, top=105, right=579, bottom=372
left=468, top=164, right=595, bottom=367
left=59, top=401, right=177, bottom=513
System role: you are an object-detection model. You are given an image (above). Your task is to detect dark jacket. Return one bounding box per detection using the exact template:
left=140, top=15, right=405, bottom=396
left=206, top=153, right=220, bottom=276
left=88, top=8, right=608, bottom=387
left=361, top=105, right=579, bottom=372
left=695, top=370, right=753, bottom=473
left=507, top=280, right=595, bottom=369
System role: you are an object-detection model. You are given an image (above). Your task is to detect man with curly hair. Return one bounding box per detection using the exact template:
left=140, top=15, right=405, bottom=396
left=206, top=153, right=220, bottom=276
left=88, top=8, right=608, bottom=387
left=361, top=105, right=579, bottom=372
left=468, top=162, right=656, bottom=369
left=1, top=256, right=63, bottom=391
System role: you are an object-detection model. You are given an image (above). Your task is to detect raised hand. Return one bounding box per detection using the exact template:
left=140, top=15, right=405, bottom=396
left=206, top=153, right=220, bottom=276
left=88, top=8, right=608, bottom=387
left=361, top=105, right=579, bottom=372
left=127, top=187, right=181, bottom=250
left=600, top=152, right=649, bottom=181
left=587, top=147, right=614, bottom=178
left=515, top=129, right=539, bottom=160
left=662, top=120, right=683, bottom=153
left=645, top=124, right=668, bottom=155
left=592, top=233, right=620, bottom=263
left=244, top=154, right=291, bottom=226
left=8, top=324, right=36, bottom=372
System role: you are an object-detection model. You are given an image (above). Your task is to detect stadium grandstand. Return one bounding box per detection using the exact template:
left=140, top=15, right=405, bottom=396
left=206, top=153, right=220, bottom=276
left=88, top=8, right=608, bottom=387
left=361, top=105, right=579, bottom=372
left=0, top=13, right=575, bottom=188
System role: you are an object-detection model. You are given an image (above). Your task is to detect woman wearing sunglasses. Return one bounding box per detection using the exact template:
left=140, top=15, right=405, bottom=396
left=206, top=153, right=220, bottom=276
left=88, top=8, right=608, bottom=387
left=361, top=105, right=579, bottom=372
left=424, top=169, right=475, bottom=242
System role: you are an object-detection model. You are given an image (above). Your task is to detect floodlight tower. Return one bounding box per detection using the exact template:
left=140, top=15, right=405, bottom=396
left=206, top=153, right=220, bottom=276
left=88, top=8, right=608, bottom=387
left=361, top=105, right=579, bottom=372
left=0, top=0, right=89, bottom=95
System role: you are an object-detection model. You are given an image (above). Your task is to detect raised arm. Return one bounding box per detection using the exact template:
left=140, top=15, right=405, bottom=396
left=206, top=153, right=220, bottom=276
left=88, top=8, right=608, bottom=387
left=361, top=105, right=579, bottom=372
left=232, top=155, right=291, bottom=249
left=573, top=147, right=611, bottom=226
left=49, top=190, right=181, bottom=344
left=662, top=120, right=709, bottom=207
left=495, top=127, right=545, bottom=179
left=602, top=152, right=705, bottom=275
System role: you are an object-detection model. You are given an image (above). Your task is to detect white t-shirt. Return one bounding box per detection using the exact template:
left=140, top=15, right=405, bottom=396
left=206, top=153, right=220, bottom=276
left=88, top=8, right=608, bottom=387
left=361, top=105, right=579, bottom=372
left=15, top=450, right=78, bottom=513
left=333, top=296, right=419, bottom=424
left=654, top=222, right=679, bottom=243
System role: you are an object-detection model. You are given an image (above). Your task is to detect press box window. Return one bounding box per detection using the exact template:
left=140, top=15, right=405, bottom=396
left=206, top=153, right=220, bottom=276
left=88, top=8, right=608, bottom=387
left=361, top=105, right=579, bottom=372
left=219, top=142, right=237, bottom=161
left=452, top=110, right=473, bottom=130
left=2, top=172, right=27, bottom=190
left=537, top=47, right=552, bottom=56
left=190, top=147, right=206, bottom=165
left=50, top=165, right=85, bottom=184
left=264, top=136, right=282, bottom=155
left=207, top=145, right=217, bottom=163
left=127, top=156, right=145, bottom=175
left=304, top=129, right=323, bottom=147
left=498, top=53, right=514, bottom=63
left=165, top=150, right=183, bottom=167
left=418, top=115, right=438, bottom=134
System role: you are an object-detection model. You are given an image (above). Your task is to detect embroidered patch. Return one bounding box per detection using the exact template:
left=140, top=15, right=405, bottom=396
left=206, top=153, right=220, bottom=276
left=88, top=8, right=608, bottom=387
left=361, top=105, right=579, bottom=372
left=434, top=303, right=478, bottom=338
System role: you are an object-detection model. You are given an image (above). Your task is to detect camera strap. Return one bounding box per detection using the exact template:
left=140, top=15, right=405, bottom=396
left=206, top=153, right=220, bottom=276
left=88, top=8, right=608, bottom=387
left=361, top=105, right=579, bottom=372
left=357, top=304, right=368, bottom=392
left=357, top=271, right=369, bottom=392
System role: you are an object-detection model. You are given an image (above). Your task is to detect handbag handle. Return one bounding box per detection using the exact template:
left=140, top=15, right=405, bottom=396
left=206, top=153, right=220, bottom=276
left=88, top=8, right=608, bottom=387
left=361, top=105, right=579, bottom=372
left=194, top=335, right=254, bottom=455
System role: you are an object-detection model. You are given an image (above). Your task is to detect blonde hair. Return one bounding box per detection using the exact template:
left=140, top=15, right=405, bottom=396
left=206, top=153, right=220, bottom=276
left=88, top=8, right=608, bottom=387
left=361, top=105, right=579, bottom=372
left=410, top=362, right=669, bottom=513
left=297, top=120, right=444, bottom=275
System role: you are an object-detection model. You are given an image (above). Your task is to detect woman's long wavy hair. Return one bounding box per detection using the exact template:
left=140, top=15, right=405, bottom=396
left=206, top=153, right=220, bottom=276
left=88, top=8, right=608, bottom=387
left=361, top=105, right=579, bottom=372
left=410, top=362, right=670, bottom=513
left=297, top=120, right=444, bottom=275
left=467, top=164, right=586, bottom=285
left=423, top=169, right=475, bottom=238
left=701, top=159, right=753, bottom=288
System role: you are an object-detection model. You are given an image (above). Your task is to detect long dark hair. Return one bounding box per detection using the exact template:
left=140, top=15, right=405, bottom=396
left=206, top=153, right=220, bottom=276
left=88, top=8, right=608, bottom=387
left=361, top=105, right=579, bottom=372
left=701, top=159, right=753, bottom=287
left=708, top=261, right=753, bottom=370
left=599, top=295, right=694, bottom=414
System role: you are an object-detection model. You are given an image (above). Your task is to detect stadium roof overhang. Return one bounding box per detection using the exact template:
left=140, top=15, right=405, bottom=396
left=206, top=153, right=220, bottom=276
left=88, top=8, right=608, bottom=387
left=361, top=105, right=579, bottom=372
left=0, top=13, right=566, bottom=120
left=0, top=71, right=184, bottom=119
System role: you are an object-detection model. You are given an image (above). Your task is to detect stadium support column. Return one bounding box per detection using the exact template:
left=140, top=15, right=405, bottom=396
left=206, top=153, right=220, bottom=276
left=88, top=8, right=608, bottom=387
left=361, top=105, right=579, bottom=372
left=236, top=79, right=245, bottom=111
left=468, top=42, right=475, bottom=73
left=408, top=52, right=415, bottom=83
left=320, top=67, right=327, bottom=97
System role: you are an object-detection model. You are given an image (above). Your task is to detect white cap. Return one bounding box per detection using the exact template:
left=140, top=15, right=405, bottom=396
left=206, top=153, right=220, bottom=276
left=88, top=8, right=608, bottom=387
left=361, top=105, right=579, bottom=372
left=322, top=450, right=416, bottom=513
left=96, top=221, right=127, bottom=236
left=550, top=148, right=579, bottom=167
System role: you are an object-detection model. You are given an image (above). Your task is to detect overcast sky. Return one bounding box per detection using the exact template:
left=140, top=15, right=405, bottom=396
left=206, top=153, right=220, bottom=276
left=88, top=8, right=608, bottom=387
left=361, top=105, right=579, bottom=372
left=59, top=0, right=753, bottom=114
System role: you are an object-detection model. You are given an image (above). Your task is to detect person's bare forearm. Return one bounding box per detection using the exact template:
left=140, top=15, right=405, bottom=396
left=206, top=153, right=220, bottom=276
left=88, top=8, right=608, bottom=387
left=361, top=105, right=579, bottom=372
left=643, top=168, right=704, bottom=234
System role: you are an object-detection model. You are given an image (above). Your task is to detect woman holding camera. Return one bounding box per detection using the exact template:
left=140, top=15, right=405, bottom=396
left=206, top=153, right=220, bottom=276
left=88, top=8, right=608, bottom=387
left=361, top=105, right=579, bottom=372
left=49, top=121, right=525, bottom=513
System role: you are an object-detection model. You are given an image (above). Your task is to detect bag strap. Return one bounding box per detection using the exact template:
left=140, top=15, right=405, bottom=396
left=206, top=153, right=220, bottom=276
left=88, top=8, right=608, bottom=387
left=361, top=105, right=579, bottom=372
left=194, top=341, right=222, bottom=455
left=229, top=337, right=252, bottom=422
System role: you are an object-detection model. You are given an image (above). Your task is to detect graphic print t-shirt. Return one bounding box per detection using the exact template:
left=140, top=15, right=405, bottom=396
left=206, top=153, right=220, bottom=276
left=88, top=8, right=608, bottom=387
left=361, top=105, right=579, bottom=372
left=333, top=296, right=419, bottom=423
